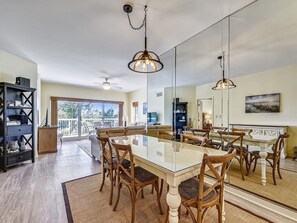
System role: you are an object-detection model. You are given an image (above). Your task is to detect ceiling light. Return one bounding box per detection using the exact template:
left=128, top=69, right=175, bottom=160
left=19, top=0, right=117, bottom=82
left=212, top=51, right=236, bottom=90
left=102, top=78, right=111, bottom=90
left=123, top=4, right=163, bottom=73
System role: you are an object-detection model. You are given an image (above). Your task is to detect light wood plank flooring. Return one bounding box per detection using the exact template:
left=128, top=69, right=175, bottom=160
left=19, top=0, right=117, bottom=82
left=0, top=141, right=101, bottom=223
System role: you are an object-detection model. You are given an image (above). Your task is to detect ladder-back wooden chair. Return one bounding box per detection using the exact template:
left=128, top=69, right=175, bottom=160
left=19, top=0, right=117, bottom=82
left=98, top=136, right=130, bottom=205
left=217, top=131, right=248, bottom=180
left=249, top=133, right=289, bottom=185
left=157, top=130, right=176, bottom=140
left=231, top=127, right=253, bottom=135
left=165, top=149, right=236, bottom=223
left=111, top=141, right=163, bottom=223
left=180, top=134, right=208, bottom=147
left=190, top=129, right=210, bottom=139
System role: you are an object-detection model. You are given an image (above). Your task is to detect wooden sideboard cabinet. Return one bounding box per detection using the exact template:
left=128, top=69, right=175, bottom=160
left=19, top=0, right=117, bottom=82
left=38, top=126, right=58, bottom=154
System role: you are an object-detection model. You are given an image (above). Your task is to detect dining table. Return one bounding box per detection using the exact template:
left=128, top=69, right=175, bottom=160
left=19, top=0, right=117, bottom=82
left=183, top=130, right=278, bottom=185
left=110, top=134, right=227, bottom=223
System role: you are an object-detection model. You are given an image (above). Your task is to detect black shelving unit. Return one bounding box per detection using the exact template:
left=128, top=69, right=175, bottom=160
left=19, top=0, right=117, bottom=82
left=173, top=98, right=188, bottom=139
left=0, top=82, right=36, bottom=172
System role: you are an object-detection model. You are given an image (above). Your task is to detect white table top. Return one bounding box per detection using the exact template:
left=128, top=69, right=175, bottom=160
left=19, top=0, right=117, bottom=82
left=110, top=134, right=226, bottom=174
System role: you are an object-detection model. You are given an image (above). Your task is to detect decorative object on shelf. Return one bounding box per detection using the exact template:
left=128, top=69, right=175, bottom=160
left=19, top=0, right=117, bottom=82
left=123, top=4, right=163, bottom=73
left=245, top=93, right=280, bottom=113
left=15, top=77, right=30, bottom=87
left=212, top=51, right=236, bottom=90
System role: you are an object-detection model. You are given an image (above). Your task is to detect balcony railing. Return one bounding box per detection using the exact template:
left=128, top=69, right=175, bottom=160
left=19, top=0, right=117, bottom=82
left=58, top=117, right=119, bottom=137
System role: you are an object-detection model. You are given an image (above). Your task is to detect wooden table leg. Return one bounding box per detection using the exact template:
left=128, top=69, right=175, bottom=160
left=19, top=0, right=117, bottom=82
left=166, top=184, right=181, bottom=223
left=259, top=143, right=268, bottom=185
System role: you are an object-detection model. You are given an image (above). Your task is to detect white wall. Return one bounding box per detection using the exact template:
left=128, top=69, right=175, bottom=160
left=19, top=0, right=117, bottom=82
left=0, top=49, right=38, bottom=154
left=127, top=88, right=147, bottom=124
left=148, top=88, right=165, bottom=124
left=41, top=82, right=128, bottom=124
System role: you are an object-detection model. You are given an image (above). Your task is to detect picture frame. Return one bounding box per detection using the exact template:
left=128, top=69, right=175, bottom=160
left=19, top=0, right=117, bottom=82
left=245, top=93, right=280, bottom=113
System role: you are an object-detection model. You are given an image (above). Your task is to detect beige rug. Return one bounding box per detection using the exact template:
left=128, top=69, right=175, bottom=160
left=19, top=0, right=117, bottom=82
left=62, top=174, right=270, bottom=223
left=219, top=160, right=297, bottom=210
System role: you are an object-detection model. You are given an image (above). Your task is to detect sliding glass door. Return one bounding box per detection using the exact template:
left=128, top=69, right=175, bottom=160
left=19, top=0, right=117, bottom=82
left=56, top=99, right=121, bottom=139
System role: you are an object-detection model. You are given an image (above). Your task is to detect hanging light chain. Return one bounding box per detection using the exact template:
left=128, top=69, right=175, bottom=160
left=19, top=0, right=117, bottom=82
left=126, top=6, right=147, bottom=30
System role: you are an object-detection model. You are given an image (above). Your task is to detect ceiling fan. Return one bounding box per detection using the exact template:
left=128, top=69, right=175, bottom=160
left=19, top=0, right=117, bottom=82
left=95, top=78, right=122, bottom=90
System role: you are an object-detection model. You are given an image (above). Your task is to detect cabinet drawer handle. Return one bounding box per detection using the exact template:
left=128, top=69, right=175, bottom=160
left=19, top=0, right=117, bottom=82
left=18, top=129, right=22, bottom=131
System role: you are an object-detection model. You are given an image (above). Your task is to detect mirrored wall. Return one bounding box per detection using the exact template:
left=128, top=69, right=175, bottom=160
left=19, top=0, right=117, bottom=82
left=147, top=0, right=297, bottom=210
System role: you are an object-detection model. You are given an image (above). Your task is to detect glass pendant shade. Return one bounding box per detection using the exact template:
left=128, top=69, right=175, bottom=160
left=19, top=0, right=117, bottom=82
left=128, top=50, right=163, bottom=73
left=212, top=78, right=236, bottom=90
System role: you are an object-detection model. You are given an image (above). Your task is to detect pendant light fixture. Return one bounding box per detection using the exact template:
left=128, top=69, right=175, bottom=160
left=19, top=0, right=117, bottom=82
left=212, top=51, right=236, bottom=90
left=123, top=4, right=163, bottom=73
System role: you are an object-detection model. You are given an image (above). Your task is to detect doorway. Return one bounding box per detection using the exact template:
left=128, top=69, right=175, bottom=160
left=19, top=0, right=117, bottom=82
left=197, top=98, right=213, bottom=129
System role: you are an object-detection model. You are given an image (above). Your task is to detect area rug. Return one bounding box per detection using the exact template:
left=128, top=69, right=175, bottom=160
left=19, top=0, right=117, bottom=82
left=75, top=140, right=92, bottom=158
left=208, top=160, right=297, bottom=211
left=62, top=174, right=270, bottom=223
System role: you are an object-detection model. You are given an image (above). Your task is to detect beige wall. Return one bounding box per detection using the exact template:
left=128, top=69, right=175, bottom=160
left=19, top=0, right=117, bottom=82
left=0, top=49, right=38, bottom=153
left=41, top=82, right=128, bottom=124
left=127, top=88, right=147, bottom=124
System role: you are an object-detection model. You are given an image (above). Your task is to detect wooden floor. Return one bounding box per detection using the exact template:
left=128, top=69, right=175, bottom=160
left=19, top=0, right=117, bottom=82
left=0, top=141, right=101, bottom=223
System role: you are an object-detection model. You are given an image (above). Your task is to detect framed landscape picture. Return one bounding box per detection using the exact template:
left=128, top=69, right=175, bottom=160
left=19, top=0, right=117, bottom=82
left=245, top=93, right=280, bottom=113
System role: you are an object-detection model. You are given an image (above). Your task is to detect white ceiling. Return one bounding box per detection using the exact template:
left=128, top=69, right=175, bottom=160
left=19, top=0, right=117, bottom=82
left=0, top=0, right=255, bottom=92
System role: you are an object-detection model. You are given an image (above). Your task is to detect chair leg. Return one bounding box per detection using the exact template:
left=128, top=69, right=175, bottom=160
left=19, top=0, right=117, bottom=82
left=277, top=160, right=282, bottom=179
left=109, top=170, right=114, bottom=205
left=141, top=188, right=144, bottom=199
left=217, top=204, right=222, bottom=223
left=272, top=162, right=277, bottom=185
left=131, top=189, right=136, bottom=223
left=245, top=155, right=250, bottom=176
left=99, top=168, right=106, bottom=191
left=253, top=157, right=258, bottom=172
left=164, top=205, right=169, bottom=223
left=239, top=156, right=245, bottom=180
left=151, top=185, right=154, bottom=194
left=113, top=182, right=122, bottom=211
left=154, top=180, right=163, bottom=215
left=160, top=179, right=164, bottom=197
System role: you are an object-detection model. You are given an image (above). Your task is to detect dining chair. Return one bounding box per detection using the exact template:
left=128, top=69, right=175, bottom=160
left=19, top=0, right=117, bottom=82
left=217, top=131, right=248, bottom=180
left=190, top=129, right=210, bottom=139
left=107, top=128, right=126, bottom=137
left=165, top=149, right=236, bottom=223
left=231, top=127, right=253, bottom=135
left=98, top=136, right=130, bottom=205
left=111, top=141, right=163, bottom=223
left=208, top=127, right=228, bottom=150
left=249, top=133, right=289, bottom=185
left=180, top=133, right=208, bottom=147
left=157, top=130, right=176, bottom=140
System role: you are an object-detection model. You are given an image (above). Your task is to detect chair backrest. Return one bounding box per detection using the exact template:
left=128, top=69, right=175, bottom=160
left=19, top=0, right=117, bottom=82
left=273, top=133, right=289, bottom=158
left=197, top=149, right=236, bottom=206
left=110, top=141, right=137, bottom=187
left=190, top=128, right=210, bottom=139
left=210, top=126, right=227, bottom=132
left=231, top=127, right=253, bottom=135
left=217, top=131, right=245, bottom=152
left=98, top=136, right=113, bottom=164
left=157, top=130, right=176, bottom=140
left=180, top=134, right=208, bottom=146
left=107, top=128, right=126, bottom=137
